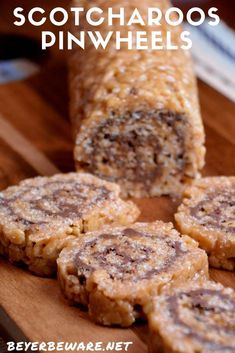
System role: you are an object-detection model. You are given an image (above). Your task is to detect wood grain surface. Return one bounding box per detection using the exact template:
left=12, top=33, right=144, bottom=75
left=0, top=1, right=234, bottom=352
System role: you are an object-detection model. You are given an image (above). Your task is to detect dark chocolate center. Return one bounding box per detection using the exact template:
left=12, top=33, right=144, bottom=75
left=78, top=109, right=188, bottom=186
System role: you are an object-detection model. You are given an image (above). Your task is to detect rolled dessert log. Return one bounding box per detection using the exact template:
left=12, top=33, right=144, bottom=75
left=57, top=221, right=208, bottom=327
left=175, top=177, right=235, bottom=271
left=147, top=281, right=235, bottom=353
left=0, top=173, right=139, bottom=276
left=70, top=0, right=205, bottom=197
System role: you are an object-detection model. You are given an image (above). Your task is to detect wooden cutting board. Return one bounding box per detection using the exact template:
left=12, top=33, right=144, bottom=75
left=0, top=1, right=235, bottom=352
left=0, top=76, right=235, bottom=353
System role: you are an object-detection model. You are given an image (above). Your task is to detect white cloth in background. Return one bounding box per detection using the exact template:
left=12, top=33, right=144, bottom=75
left=1, top=20, right=235, bottom=103
left=185, top=20, right=235, bottom=102
left=0, top=59, right=39, bottom=84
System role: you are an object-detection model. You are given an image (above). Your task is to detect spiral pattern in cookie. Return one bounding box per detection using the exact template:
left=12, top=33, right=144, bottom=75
left=167, top=289, right=235, bottom=351
left=190, top=187, right=235, bottom=233
left=74, top=228, right=187, bottom=281
left=0, top=180, right=110, bottom=227
left=76, top=110, right=188, bottom=186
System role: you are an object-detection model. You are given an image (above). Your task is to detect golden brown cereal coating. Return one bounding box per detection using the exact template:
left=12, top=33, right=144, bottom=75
left=70, top=0, right=205, bottom=197
left=57, top=221, right=208, bottom=327
left=175, top=177, right=235, bottom=271
left=0, top=173, right=139, bottom=276
left=147, top=280, right=235, bottom=353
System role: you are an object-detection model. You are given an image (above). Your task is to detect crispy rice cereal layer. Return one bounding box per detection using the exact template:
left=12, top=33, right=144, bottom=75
left=175, top=177, right=235, bottom=271
left=147, top=280, right=235, bottom=353
left=0, top=173, right=139, bottom=276
left=70, top=0, right=205, bottom=197
left=57, top=221, right=208, bottom=327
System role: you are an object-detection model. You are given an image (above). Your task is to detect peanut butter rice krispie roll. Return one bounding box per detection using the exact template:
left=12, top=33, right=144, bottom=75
left=0, top=173, right=139, bottom=276
left=175, top=177, right=235, bottom=271
left=147, top=281, right=235, bottom=353
left=57, top=222, right=208, bottom=327
left=70, top=0, right=205, bottom=197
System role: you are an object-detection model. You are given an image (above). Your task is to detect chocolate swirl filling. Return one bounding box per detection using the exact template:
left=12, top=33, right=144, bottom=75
left=190, top=188, right=235, bottom=233
left=168, top=289, right=235, bottom=351
left=0, top=181, right=110, bottom=227
left=76, top=109, right=188, bottom=186
left=74, top=228, right=187, bottom=282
